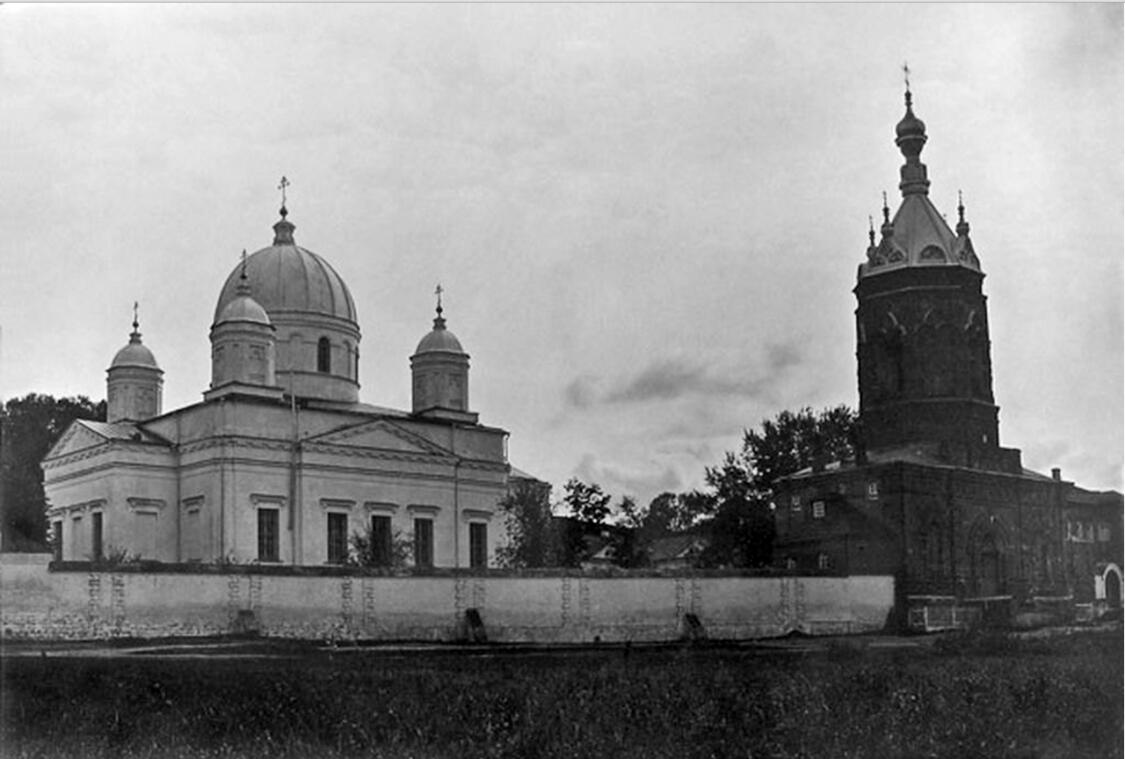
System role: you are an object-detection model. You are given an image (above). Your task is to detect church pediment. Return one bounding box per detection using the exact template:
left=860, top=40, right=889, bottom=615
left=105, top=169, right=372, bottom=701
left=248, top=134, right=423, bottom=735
left=306, top=419, right=452, bottom=458
left=43, top=421, right=110, bottom=462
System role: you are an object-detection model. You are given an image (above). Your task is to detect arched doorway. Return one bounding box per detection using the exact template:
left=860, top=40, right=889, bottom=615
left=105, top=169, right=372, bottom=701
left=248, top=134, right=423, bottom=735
left=1102, top=564, right=1122, bottom=608
left=969, top=521, right=1008, bottom=598
left=978, top=536, right=1003, bottom=596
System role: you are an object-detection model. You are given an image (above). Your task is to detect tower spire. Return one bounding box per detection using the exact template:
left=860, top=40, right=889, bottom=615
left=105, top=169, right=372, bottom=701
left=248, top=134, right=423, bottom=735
left=894, top=68, right=930, bottom=195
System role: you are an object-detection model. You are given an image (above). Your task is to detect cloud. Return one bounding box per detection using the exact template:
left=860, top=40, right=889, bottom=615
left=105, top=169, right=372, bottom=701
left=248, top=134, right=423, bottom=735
left=604, top=360, right=708, bottom=404
left=572, top=453, right=683, bottom=503
left=562, top=375, right=599, bottom=410
left=566, top=342, right=805, bottom=409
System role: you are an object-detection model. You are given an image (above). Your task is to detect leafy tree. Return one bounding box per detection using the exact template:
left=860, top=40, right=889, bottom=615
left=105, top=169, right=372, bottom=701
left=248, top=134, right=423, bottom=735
left=348, top=523, right=413, bottom=569
left=0, top=394, right=106, bottom=551
left=496, top=479, right=559, bottom=569
left=607, top=495, right=646, bottom=568
left=700, top=405, right=856, bottom=568
left=562, top=477, right=612, bottom=524
left=739, top=405, right=857, bottom=497
left=640, top=491, right=716, bottom=538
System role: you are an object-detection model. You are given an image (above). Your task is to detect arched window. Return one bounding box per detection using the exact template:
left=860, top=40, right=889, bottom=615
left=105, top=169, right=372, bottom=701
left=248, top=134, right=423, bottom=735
left=317, top=337, right=331, bottom=374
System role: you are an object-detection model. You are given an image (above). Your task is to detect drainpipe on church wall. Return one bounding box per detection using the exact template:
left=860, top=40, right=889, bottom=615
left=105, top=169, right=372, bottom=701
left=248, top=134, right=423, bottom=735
left=173, top=413, right=182, bottom=562
left=449, top=423, right=461, bottom=568
left=454, top=457, right=462, bottom=568
left=218, top=399, right=226, bottom=560
left=288, top=382, right=299, bottom=564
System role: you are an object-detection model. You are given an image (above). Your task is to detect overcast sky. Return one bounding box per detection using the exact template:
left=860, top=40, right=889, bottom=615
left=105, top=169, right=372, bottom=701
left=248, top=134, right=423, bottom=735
left=1, top=4, right=1121, bottom=506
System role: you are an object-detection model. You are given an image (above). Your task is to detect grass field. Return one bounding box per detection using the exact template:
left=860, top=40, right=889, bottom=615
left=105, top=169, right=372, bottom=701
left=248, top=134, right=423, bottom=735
left=1, top=631, right=1121, bottom=759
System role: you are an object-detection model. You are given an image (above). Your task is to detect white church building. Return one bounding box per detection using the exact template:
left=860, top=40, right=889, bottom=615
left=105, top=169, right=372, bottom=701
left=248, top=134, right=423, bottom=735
left=43, top=203, right=514, bottom=569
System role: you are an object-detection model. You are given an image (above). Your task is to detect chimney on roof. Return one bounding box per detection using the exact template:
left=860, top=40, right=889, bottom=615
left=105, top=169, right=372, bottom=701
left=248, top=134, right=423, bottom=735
left=1051, top=467, right=1061, bottom=481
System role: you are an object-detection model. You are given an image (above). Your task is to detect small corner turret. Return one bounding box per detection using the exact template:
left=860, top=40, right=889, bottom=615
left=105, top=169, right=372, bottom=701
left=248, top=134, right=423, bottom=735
left=410, top=285, right=477, bottom=424
left=106, top=302, right=163, bottom=423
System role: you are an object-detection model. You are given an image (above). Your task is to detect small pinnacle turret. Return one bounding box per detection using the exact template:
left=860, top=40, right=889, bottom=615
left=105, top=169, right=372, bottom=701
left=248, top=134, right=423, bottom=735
left=411, top=286, right=474, bottom=421
left=956, top=190, right=970, bottom=237
left=107, top=303, right=163, bottom=423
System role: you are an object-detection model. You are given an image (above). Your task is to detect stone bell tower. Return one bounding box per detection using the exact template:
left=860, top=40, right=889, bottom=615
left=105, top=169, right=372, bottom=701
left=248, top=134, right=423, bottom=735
left=854, top=87, right=1019, bottom=473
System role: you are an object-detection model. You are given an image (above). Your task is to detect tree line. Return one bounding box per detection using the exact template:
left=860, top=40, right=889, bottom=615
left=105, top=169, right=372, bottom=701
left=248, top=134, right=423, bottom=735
left=0, top=394, right=106, bottom=551
left=498, top=405, right=857, bottom=569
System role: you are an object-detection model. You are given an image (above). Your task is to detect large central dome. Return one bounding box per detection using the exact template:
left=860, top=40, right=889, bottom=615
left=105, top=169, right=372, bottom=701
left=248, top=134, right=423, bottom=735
left=214, top=217, right=357, bottom=324
left=212, top=210, right=362, bottom=403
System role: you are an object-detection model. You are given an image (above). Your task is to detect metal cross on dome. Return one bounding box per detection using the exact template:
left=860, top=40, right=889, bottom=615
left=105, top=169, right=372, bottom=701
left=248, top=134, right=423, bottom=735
left=278, top=176, right=290, bottom=207
left=435, top=283, right=444, bottom=312
left=903, top=62, right=911, bottom=93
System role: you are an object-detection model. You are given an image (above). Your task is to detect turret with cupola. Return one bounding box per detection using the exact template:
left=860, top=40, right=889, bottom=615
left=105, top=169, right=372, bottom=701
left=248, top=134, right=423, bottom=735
left=205, top=251, right=282, bottom=401
left=410, top=288, right=477, bottom=424
left=106, top=305, right=163, bottom=423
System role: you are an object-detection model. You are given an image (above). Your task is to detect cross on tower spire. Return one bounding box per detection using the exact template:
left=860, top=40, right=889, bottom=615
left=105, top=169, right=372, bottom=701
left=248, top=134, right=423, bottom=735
left=129, top=301, right=142, bottom=343
left=433, top=284, right=446, bottom=329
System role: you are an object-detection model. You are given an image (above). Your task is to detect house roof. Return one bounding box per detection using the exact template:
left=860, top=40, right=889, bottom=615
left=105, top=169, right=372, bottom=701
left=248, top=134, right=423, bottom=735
left=647, top=534, right=707, bottom=563
left=781, top=446, right=1074, bottom=486
left=1067, top=488, right=1124, bottom=508
left=509, top=465, right=544, bottom=482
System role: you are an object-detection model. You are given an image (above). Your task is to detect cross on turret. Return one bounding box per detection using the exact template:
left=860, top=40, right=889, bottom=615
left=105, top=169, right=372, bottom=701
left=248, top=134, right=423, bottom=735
left=278, top=176, right=290, bottom=207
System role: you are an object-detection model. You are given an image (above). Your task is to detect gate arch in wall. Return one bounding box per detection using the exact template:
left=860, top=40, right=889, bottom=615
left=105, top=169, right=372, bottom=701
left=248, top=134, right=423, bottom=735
left=967, top=516, right=1010, bottom=598
left=1095, top=563, right=1122, bottom=607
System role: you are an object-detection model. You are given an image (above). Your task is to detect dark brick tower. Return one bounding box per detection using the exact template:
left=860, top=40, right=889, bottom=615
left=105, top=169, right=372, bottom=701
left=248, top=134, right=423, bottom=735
left=854, top=90, right=1020, bottom=473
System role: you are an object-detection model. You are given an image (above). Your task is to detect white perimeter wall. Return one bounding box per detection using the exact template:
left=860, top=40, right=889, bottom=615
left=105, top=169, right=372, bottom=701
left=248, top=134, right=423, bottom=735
left=0, top=554, right=893, bottom=642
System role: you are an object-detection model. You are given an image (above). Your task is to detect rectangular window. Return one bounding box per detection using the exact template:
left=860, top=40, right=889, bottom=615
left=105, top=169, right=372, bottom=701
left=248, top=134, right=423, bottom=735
left=1098, top=524, right=1111, bottom=543
left=414, top=518, right=434, bottom=568
left=184, top=509, right=201, bottom=561
left=371, top=515, right=392, bottom=567
left=469, top=523, right=488, bottom=569
left=257, top=508, right=279, bottom=562
left=818, top=553, right=831, bottom=570
left=866, top=482, right=879, bottom=500
left=91, top=512, right=103, bottom=561
left=72, top=516, right=83, bottom=559
left=135, top=513, right=157, bottom=558
left=812, top=500, right=826, bottom=519
left=790, top=495, right=801, bottom=512
left=327, top=513, right=348, bottom=564
left=51, top=521, right=63, bottom=562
